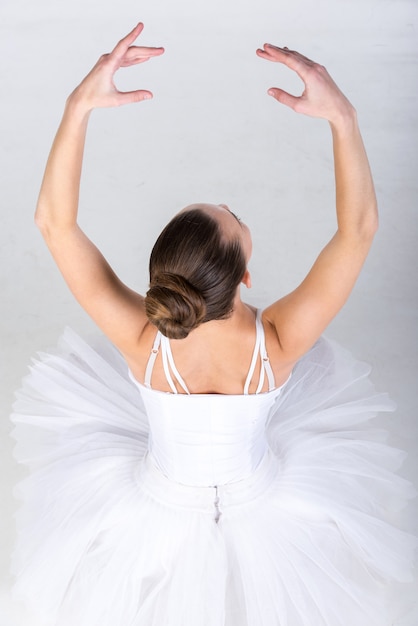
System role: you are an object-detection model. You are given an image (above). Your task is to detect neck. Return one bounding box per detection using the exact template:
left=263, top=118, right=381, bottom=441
left=192, top=293, right=255, bottom=338
left=230, top=292, right=254, bottom=321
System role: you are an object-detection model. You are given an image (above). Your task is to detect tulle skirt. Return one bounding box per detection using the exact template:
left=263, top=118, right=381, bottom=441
left=9, top=328, right=418, bottom=626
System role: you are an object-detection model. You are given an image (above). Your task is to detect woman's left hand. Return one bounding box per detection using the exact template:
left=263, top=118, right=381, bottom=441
left=69, top=22, right=165, bottom=111
left=256, top=44, right=353, bottom=126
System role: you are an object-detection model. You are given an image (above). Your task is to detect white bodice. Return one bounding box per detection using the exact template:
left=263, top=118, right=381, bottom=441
left=136, top=385, right=284, bottom=486
left=129, top=309, right=288, bottom=486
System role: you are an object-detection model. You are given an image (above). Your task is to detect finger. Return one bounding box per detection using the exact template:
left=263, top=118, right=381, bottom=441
left=120, top=45, right=165, bottom=64
left=256, top=46, right=298, bottom=66
left=257, top=44, right=314, bottom=81
left=268, top=87, right=300, bottom=110
left=287, top=49, right=316, bottom=65
left=125, top=45, right=165, bottom=57
left=116, top=89, right=153, bottom=106
left=258, top=42, right=315, bottom=61
left=265, top=45, right=316, bottom=68
left=256, top=47, right=277, bottom=59
left=256, top=44, right=290, bottom=58
left=112, top=22, right=145, bottom=60
left=120, top=57, right=150, bottom=67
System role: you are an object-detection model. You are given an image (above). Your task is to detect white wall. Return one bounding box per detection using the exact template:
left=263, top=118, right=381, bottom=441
left=1, top=0, right=417, bottom=623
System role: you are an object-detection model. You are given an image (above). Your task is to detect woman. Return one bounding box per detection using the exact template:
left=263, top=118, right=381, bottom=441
left=11, top=23, right=416, bottom=626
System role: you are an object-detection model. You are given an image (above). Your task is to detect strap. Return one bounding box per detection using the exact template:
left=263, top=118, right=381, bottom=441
left=244, top=309, right=276, bottom=394
left=144, top=332, right=162, bottom=388
left=260, top=346, right=276, bottom=392
left=258, top=310, right=276, bottom=392
left=143, top=330, right=190, bottom=394
left=243, top=313, right=262, bottom=394
left=160, top=335, right=191, bottom=395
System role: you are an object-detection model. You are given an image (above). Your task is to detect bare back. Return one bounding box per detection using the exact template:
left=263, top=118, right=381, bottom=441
left=125, top=305, right=294, bottom=395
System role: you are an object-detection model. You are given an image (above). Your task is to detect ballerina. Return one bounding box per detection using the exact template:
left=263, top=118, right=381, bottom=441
left=10, top=22, right=417, bottom=626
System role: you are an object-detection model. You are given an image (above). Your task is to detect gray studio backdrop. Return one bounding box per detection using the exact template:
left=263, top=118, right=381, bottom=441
left=1, top=0, right=417, bottom=623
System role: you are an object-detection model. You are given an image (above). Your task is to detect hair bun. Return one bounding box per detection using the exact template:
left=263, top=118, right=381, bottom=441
left=145, top=272, right=207, bottom=339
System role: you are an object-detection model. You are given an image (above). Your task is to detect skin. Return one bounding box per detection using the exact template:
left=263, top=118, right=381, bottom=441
left=35, top=23, right=378, bottom=394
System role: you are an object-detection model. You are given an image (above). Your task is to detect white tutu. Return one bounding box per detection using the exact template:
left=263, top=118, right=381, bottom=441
left=10, top=329, right=417, bottom=626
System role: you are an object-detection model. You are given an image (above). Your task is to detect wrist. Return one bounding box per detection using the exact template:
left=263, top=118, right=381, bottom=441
left=65, top=90, right=93, bottom=123
left=329, top=105, right=358, bottom=136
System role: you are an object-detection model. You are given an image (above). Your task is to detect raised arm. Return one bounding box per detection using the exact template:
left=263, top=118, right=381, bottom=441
left=257, top=45, right=378, bottom=361
left=35, top=23, right=164, bottom=352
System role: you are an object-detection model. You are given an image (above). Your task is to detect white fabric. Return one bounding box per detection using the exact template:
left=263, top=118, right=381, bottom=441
left=9, top=328, right=418, bottom=626
left=133, top=378, right=285, bottom=486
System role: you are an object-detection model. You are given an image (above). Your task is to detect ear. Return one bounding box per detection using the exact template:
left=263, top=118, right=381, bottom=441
left=241, top=268, right=252, bottom=289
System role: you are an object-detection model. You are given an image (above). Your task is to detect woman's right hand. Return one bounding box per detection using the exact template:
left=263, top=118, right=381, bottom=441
left=69, top=22, right=164, bottom=112
left=256, top=44, right=355, bottom=126
left=36, top=23, right=164, bottom=355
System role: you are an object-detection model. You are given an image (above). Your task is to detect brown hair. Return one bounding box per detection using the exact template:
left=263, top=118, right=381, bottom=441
left=145, top=209, right=246, bottom=339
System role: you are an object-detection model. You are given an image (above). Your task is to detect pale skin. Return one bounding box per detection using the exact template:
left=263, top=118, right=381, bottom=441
left=35, top=23, right=378, bottom=395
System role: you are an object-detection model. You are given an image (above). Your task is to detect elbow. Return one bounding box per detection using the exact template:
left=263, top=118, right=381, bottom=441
left=354, top=198, right=379, bottom=242
left=34, top=200, right=75, bottom=240
left=34, top=207, right=51, bottom=238
left=338, top=204, right=379, bottom=244
left=34, top=195, right=48, bottom=232
left=371, top=214, right=379, bottom=237
left=34, top=210, right=46, bottom=233
left=362, top=206, right=379, bottom=240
